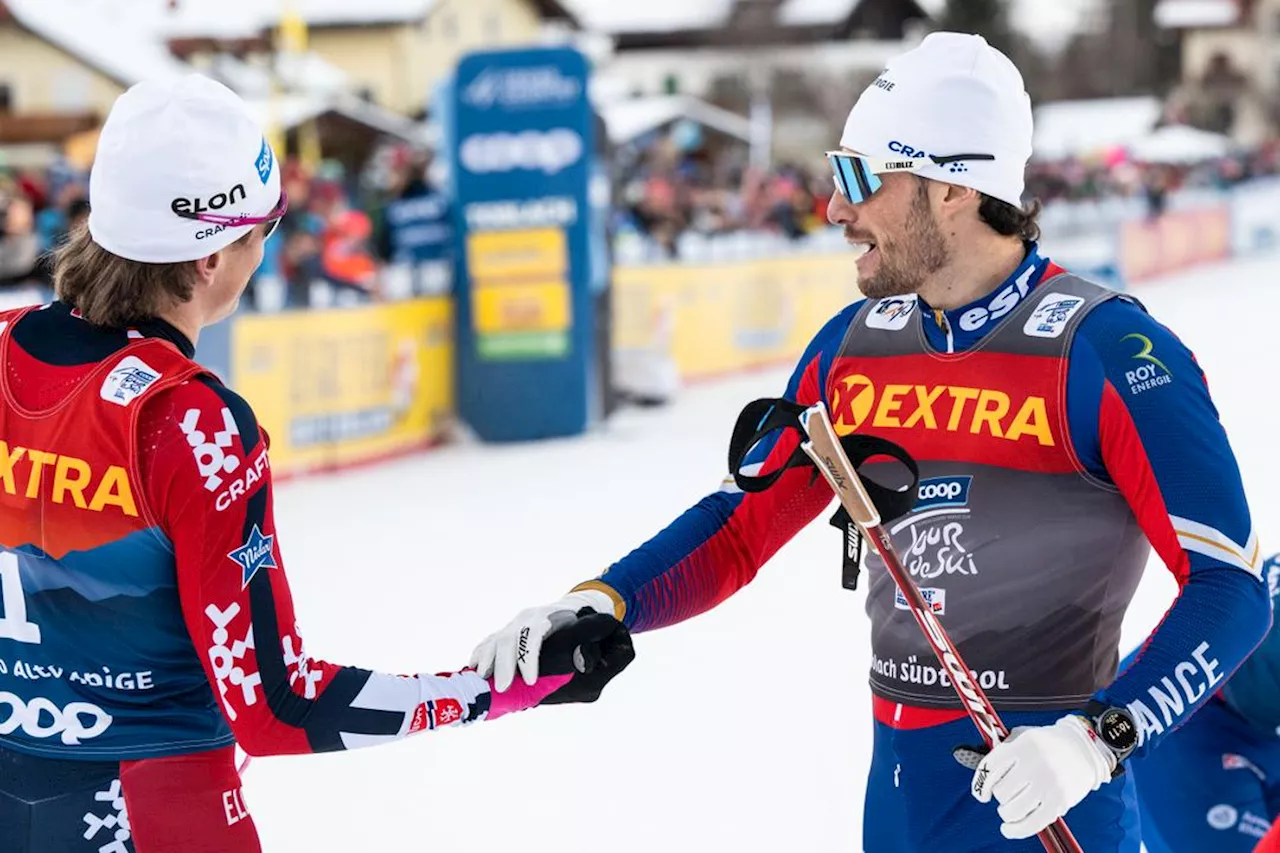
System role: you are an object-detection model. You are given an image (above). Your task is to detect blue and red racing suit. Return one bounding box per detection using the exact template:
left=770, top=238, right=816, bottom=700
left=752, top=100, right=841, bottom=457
left=572, top=243, right=1269, bottom=851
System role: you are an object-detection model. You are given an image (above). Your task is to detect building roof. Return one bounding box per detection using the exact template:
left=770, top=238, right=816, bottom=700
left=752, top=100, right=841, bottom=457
left=566, top=0, right=930, bottom=49
left=1032, top=96, right=1164, bottom=160
left=563, top=0, right=732, bottom=34
left=600, top=94, right=751, bottom=144
left=2, top=0, right=191, bottom=88
left=158, top=0, right=575, bottom=37
left=1153, top=0, right=1244, bottom=28
left=778, top=0, right=861, bottom=26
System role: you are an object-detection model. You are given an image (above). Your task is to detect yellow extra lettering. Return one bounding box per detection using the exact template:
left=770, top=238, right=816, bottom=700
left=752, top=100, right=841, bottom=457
left=945, top=387, right=980, bottom=431
left=872, top=384, right=912, bottom=428
left=51, top=455, right=92, bottom=508
left=24, top=450, right=57, bottom=499
left=903, top=385, right=946, bottom=429
left=88, top=466, right=138, bottom=517
left=1005, top=396, right=1055, bottom=446
left=0, top=441, right=25, bottom=495
left=970, top=390, right=1010, bottom=438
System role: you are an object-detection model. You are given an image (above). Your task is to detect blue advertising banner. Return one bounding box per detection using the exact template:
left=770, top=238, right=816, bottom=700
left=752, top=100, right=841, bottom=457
left=384, top=190, right=453, bottom=296
left=449, top=46, right=596, bottom=442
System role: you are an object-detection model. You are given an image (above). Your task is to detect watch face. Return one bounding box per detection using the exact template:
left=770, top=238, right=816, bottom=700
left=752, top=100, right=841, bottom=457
left=1098, top=708, right=1138, bottom=752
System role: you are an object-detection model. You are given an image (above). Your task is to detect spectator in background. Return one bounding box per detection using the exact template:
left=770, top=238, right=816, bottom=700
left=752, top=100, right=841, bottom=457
left=0, top=194, right=38, bottom=287
left=1143, top=166, right=1170, bottom=220
left=321, top=208, right=379, bottom=297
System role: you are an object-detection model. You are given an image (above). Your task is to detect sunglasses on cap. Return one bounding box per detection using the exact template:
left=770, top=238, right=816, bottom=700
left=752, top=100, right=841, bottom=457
left=826, top=151, right=996, bottom=204
left=172, top=190, right=290, bottom=241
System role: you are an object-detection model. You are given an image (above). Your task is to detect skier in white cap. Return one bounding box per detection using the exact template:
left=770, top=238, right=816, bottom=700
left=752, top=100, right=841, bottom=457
left=0, top=74, right=632, bottom=852
left=470, top=33, right=1266, bottom=851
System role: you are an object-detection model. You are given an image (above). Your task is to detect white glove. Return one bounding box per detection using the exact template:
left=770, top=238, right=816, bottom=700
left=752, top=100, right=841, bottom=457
left=469, top=588, right=617, bottom=692
left=970, top=714, right=1117, bottom=840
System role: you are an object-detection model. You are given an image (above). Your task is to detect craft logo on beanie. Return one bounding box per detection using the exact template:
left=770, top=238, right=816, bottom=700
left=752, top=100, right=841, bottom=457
left=840, top=32, right=1034, bottom=208
left=88, top=74, right=283, bottom=264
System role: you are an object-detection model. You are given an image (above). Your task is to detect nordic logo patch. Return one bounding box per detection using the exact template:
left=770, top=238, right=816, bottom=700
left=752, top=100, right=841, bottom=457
left=100, top=356, right=162, bottom=407
left=1024, top=294, right=1085, bottom=338
left=866, top=296, right=918, bottom=331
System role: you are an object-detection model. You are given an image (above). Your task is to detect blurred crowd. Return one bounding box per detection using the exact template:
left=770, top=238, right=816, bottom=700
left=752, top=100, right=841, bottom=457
left=612, top=136, right=835, bottom=258
left=3, top=132, right=1280, bottom=304
left=0, top=143, right=436, bottom=307
left=1025, top=136, right=1280, bottom=214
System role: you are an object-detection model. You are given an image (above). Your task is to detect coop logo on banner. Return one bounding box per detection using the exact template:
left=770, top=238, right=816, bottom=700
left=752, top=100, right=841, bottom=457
left=461, top=65, right=583, bottom=110
left=459, top=129, right=584, bottom=176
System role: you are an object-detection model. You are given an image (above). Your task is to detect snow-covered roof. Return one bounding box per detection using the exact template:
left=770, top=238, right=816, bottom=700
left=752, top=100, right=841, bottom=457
left=1153, top=0, right=1242, bottom=28
left=601, top=94, right=750, bottom=145
left=1127, top=124, right=1233, bottom=163
left=203, top=52, right=350, bottom=99
left=159, top=0, right=440, bottom=36
left=4, top=0, right=192, bottom=88
left=1032, top=96, right=1164, bottom=160
left=564, top=0, right=732, bottom=34
left=242, top=93, right=427, bottom=143
left=778, top=0, right=861, bottom=27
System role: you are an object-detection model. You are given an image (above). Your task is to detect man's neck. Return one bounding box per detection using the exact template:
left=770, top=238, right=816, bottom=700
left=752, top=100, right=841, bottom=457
left=914, top=236, right=1028, bottom=311
left=156, top=305, right=202, bottom=351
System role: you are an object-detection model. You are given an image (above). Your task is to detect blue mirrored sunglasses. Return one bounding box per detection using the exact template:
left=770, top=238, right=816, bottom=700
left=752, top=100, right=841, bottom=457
left=826, top=151, right=996, bottom=204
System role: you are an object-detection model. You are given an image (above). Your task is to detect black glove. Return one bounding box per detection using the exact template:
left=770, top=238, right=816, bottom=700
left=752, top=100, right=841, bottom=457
left=537, top=609, right=636, bottom=705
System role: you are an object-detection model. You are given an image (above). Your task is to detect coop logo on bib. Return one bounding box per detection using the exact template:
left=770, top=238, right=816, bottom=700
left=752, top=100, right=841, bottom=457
left=915, top=476, right=972, bottom=511
left=0, top=692, right=112, bottom=745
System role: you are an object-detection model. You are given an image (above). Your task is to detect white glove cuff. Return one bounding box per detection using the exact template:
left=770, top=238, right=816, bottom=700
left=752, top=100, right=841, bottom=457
left=1059, top=714, right=1117, bottom=784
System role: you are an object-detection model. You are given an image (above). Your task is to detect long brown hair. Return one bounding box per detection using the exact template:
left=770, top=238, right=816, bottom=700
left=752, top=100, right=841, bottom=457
left=52, top=224, right=201, bottom=328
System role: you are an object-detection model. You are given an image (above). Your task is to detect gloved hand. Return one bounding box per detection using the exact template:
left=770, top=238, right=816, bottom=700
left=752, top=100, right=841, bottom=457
left=485, top=611, right=635, bottom=719
left=963, top=714, right=1116, bottom=840
left=469, top=588, right=618, bottom=692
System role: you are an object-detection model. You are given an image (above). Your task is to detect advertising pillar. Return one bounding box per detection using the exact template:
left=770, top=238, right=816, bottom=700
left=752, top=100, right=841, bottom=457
left=450, top=47, right=596, bottom=442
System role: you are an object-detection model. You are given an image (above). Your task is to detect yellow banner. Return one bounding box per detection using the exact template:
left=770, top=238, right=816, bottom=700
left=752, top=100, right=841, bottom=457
left=467, top=227, right=571, bottom=359
left=613, top=252, right=862, bottom=380
left=231, top=298, right=453, bottom=476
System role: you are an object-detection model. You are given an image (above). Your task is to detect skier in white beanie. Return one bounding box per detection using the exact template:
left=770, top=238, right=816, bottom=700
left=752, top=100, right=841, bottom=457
left=474, top=29, right=1265, bottom=853
left=0, top=73, right=635, bottom=852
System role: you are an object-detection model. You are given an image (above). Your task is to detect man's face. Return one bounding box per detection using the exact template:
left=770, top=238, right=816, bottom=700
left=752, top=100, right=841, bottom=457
left=826, top=160, right=951, bottom=300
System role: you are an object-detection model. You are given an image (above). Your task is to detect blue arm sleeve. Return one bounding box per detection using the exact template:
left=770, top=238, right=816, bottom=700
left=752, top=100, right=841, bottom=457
left=584, top=302, right=861, bottom=632
left=1066, top=298, right=1270, bottom=756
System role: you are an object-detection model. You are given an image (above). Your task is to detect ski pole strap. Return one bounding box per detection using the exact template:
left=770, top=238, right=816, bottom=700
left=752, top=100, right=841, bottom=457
left=727, top=396, right=921, bottom=520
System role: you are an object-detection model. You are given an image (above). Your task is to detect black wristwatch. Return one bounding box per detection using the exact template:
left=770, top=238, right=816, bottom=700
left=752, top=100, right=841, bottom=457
left=1083, top=701, right=1139, bottom=776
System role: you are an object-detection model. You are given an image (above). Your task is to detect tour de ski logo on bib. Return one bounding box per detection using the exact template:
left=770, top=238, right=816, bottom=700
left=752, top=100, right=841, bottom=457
left=892, top=476, right=978, bottom=585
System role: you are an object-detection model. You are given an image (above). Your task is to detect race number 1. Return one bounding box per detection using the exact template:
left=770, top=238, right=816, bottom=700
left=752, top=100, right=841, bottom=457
left=0, top=552, right=40, bottom=644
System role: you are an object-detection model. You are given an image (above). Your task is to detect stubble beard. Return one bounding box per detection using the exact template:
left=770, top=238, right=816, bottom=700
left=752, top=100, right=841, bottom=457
left=855, top=187, right=952, bottom=301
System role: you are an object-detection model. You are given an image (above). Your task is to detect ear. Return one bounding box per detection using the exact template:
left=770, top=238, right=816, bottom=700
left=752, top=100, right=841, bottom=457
left=934, top=181, right=981, bottom=222
left=193, top=250, right=222, bottom=285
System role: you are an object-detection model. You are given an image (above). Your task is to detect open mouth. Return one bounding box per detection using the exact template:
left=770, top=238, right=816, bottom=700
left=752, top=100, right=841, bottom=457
left=849, top=241, right=877, bottom=260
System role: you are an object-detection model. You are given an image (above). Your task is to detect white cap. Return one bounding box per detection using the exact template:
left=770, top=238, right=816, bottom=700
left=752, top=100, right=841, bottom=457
left=840, top=32, right=1034, bottom=208
left=88, top=74, right=282, bottom=263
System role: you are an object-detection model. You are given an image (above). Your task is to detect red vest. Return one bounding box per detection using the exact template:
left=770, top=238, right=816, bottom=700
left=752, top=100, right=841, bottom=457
left=0, top=306, right=234, bottom=760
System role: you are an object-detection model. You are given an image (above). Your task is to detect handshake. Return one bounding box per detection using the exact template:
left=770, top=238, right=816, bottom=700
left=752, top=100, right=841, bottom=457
left=475, top=589, right=635, bottom=720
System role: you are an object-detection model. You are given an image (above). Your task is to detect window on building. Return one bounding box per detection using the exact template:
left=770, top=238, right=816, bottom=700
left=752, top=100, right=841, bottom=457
left=0, top=84, right=12, bottom=112
left=663, top=74, right=680, bottom=95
